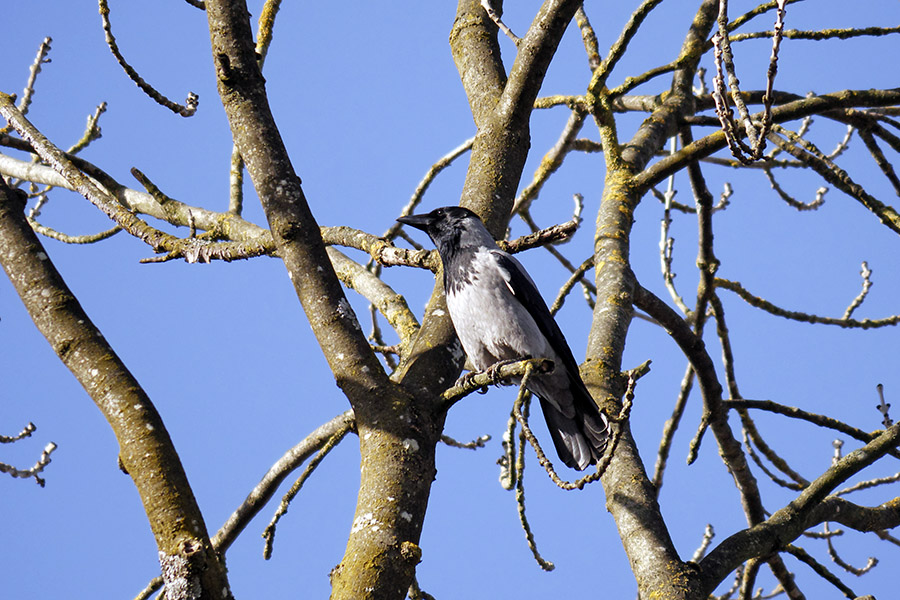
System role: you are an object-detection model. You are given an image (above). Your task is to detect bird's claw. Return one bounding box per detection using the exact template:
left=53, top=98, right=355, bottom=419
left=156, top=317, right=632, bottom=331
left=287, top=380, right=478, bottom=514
left=485, top=359, right=518, bottom=384
left=454, top=359, right=518, bottom=392
left=454, top=371, right=484, bottom=392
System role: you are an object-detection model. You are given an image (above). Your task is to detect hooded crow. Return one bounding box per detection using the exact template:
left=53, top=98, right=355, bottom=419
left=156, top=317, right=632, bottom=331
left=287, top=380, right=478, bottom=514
left=398, top=206, right=608, bottom=470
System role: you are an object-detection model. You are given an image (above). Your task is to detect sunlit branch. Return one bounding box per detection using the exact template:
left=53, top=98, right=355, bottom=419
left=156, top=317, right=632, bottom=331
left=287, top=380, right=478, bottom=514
left=858, top=126, right=900, bottom=196
left=481, top=0, right=520, bottom=44
left=762, top=167, right=826, bottom=210
left=743, top=428, right=804, bottom=491
left=439, top=433, right=491, bottom=450
left=876, top=384, right=893, bottom=428
left=729, top=24, right=900, bottom=44
left=634, top=88, right=900, bottom=192
left=327, top=247, right=420, bottom=351
left=0, top=174, right=229, bottom=596
left=843, top=261, right=873, bottom=320
left=513, top=380, right=555, bottom=571
left=692, top=524, right=716, bottom=562
left=26, top=217, right=121, bottom=244
left=0, top=430, right=56, bottom=487
left=137, top=411, right=356, bottom=599
left=742, top=415, right=809, bottom=489
left=67, top=102, right=106, bottom=156
left=822, top=521, right=878, bottom=577
left=652, top=363, right=694, bottom=496
left=549, top=255, right=594, bottom=315
left=785, top=544, right=858, bottom=598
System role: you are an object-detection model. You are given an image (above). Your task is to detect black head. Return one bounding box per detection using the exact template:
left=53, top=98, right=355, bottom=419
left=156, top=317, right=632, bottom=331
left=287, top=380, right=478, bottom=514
left=397, top=206, right=496, bottom=260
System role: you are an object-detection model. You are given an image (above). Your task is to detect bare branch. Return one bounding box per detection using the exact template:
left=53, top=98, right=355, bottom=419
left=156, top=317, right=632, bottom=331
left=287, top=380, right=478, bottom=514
left=700, top=423, right=900, bottom=592
left=785, top=544, right=858, bottom=598
left=573, top=6, right=600, bottom=71
left=382, top=136, right=475, bottom=243
left=692, top=524, right=716, bottom=562
left=263, top=422, right=353, bottom=559
left=729, top=25, right=900, bottom=44
left=0, top=175, right=230, bottom=595
left=723, top=398, right=900, bottom=460
left=0, top=440, right=56, bottom=487
left=589, top=0, right=667, bottom=91
left=716, top=277, right=900, bottom=329
left=439, top=433, right=491, bottom=450
left=0, top=36, right=52, bottom=136
left=876, top=384, right=893, bottom=428
left=480, top=0, right=520, bottom=44
left=843, top=262, right=873, bottom=320
left=97, top=0, right=198, bottom=117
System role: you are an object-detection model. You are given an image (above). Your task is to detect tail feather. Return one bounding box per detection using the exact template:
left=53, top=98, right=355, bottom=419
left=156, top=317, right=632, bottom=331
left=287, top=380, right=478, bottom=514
left=538, top=389, right=609, bottom=471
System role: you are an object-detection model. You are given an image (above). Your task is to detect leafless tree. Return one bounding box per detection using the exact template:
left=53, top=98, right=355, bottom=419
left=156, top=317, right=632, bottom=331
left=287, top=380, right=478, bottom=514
left=2, top=1, right=899, bottom=599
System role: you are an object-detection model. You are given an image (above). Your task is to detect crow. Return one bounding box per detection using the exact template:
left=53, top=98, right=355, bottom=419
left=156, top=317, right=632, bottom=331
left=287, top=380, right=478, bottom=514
left=398, top=206, right=608, bottom=470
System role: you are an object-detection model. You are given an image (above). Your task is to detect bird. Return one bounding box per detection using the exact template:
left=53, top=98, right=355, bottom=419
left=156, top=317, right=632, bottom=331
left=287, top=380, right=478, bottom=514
left=397, top=206, right=608, bottom=470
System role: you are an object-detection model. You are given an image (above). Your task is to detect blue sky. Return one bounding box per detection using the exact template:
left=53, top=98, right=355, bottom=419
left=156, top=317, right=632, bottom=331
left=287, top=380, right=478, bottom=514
left=2, top=1, right=899, bottom=598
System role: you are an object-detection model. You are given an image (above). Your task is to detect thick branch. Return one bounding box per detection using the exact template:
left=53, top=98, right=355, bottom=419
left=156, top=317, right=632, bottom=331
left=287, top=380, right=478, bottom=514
left=0, top=179, right=230, bottom=599
left=583, top=6, right=721, bottom=599
left=204, top=4, right=439, bottom=600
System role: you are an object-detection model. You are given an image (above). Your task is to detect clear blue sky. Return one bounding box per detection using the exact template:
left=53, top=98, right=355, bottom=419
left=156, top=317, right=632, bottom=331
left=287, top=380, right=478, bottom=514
left=2, top=2, right=899, bottom=598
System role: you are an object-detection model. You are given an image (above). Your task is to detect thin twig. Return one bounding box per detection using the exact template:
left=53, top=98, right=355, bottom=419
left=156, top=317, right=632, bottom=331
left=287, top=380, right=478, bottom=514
left=98, top=0, right=198, bottom=117
left=723, top=398, right=900, bottom=460
left=822, top=521, right=878, bottom=576
left=0, top=37, right=52, bottom=135
left=876, top=384, right=892, bottom=428
left=440, top=433, right=491, bottom=450
left=692, top=524, right=716, bottom=562
left=710, top=0, right=788, bottom=162
left=784, top=544, right=857, bottom=599
left=716, top=277, right=900, bottom=329
left=574, top=5, right=600, bottom=71
left=513, top=370, right=554, bottom=571
left=0, top=441, right=57, bottom=487
left=843, top=262, right=872, bottom=320
left=480, top=0, right=520, bottom=44
left=263, top=425, right=353, bottom=559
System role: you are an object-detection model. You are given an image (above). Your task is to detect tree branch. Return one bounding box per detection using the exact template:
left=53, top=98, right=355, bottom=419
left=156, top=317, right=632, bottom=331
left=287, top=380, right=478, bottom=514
left=203, top=3, right=440, bottom=599
left=699, top=423, right=900, bottom=594
left=0, top=177, right=231, bottom=599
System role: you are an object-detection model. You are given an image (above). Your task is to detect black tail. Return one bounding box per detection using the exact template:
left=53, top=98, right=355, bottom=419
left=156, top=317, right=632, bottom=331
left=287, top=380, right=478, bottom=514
left=538, top=386, right=609, bottom=471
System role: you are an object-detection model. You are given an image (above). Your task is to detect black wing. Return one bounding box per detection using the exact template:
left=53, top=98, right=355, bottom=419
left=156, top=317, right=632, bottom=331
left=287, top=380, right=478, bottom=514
left=492, top=250, right=608, bottom=469
left=490, top=250, right=583, bottom=377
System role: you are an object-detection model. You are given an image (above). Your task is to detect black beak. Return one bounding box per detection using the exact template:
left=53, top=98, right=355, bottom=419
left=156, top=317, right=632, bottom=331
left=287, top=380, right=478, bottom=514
left=396, top=213, right=434, bottom=232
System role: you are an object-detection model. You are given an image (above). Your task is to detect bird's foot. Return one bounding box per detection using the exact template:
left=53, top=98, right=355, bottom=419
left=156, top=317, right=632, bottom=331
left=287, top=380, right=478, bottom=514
left=454, top=371, right=488, bottom=394
left=485, top=358, right=520, bottom=385
left=454, top=360, right=518, bottom=393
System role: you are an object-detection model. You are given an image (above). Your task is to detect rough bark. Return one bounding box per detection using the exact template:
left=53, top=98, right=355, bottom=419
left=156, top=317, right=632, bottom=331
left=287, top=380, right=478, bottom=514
left=204, top=2, right=440, bottom=598
left=0, top=178, right=231, bottom=600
